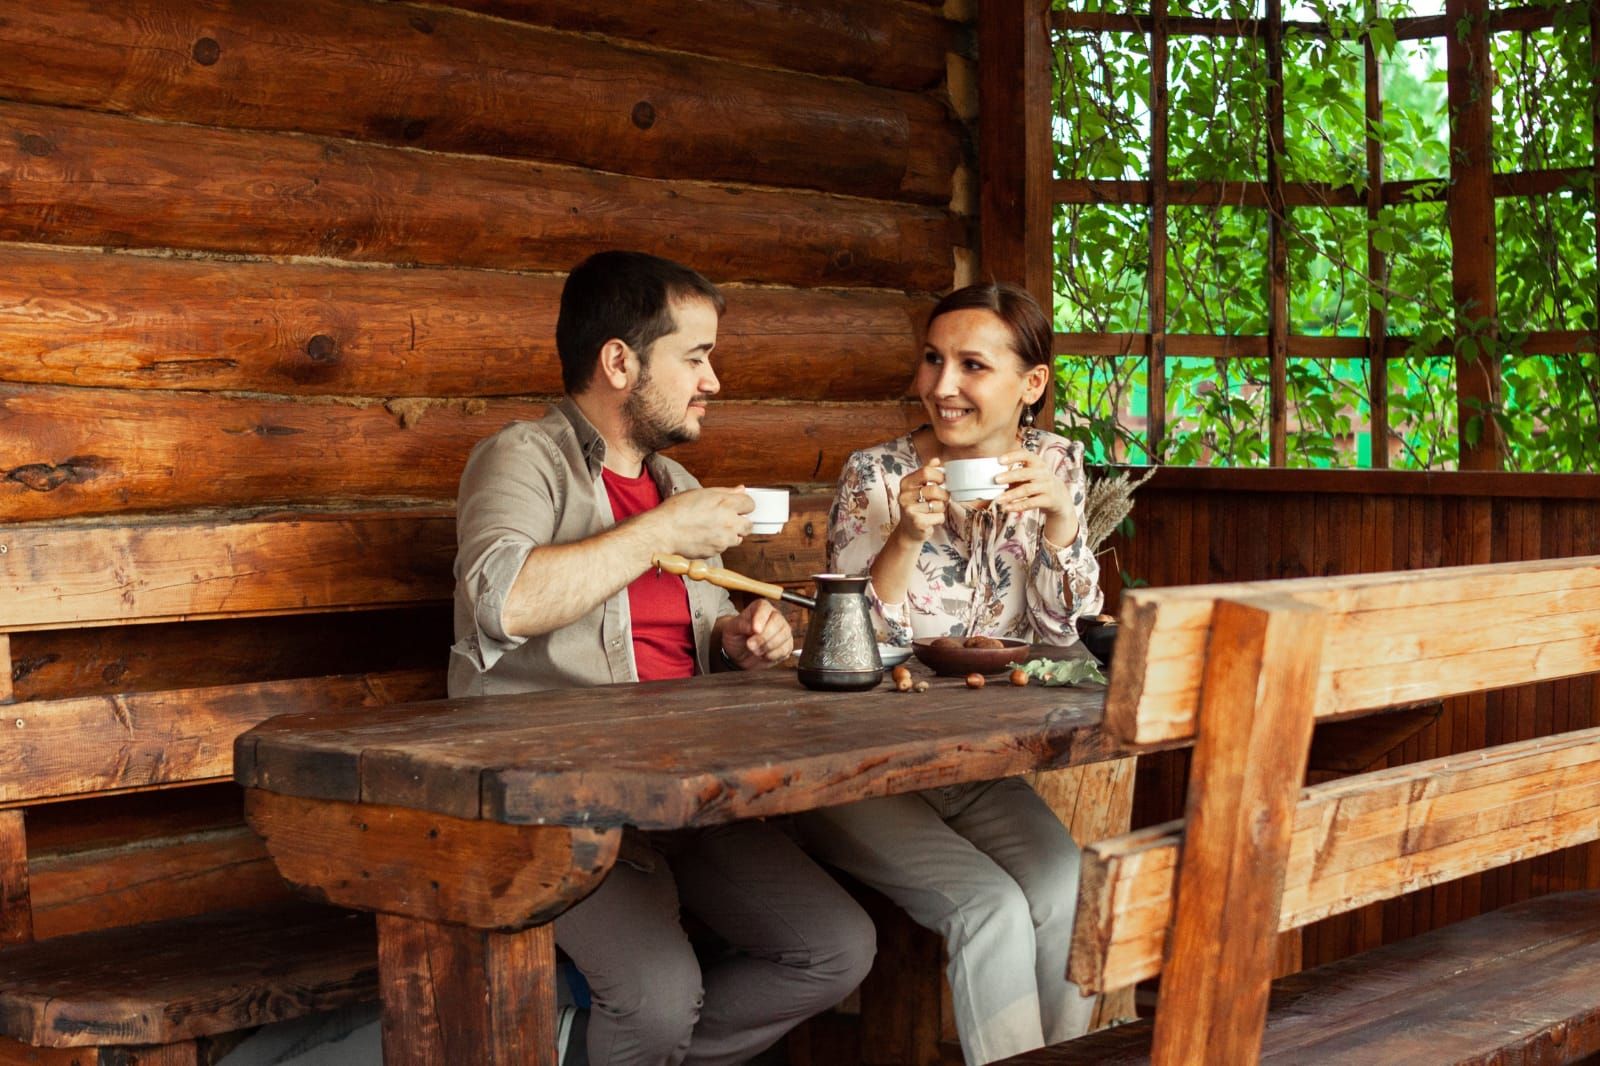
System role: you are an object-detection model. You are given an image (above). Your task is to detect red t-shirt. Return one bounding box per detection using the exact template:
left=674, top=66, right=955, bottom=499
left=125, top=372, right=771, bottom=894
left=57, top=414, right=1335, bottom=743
left=601, top=467, right=697, bottom=681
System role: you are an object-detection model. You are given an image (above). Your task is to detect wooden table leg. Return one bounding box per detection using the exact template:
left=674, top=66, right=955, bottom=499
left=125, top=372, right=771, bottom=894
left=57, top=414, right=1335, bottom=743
left=1029, top=755, right=1138, bottom=1028
left=244, top=792, right=620, bottom=1066
left=378, top=915, right=558, bottom=1066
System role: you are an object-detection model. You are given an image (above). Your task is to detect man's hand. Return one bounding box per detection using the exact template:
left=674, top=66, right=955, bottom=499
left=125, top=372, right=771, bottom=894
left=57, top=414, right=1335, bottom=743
left=648, top=487, right=755, bottom=560
left=718, top=599, right=794, bottom=670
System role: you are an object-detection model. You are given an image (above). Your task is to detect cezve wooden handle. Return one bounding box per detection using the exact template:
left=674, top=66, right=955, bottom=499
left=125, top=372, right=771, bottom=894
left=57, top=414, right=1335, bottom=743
left=651, top=553, right=815, bottom=609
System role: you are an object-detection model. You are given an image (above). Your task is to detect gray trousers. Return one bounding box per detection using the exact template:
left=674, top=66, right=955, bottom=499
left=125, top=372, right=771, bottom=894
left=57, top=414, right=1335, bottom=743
left=797, top=777, right=1094, bottom=1065
left=554, top=821, right=875, bottom=1066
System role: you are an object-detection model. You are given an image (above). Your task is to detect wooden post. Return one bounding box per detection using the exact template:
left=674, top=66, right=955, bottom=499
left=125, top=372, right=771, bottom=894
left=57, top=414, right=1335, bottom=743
left=0, top=635, right=11, bottom=702
left=979, top=0, right=1054, bottom=303
left=1364, top=5, right=1390, bottom=468
left=1148, top=7, right=1171, bottom=462
left=1265, top=0, right=1289, bottom=468
left=0, top=810, right=30, bottom=945
left=378, top=915, right=558, bottom=1066
left=1446, top=0, right=1503, bottom=470
left=1149, top=595, right=1326, bottom=1065
left=1029, top=757, right=1138, bottom=1026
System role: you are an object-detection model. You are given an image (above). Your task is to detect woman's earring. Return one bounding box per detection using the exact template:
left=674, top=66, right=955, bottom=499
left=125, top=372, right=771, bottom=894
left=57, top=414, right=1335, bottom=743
left=1020, top=406, right=1036, bottom=428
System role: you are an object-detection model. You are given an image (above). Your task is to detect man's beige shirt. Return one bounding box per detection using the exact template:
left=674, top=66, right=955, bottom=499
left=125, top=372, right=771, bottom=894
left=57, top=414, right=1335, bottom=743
left=449, top=398, right=734, bottom=697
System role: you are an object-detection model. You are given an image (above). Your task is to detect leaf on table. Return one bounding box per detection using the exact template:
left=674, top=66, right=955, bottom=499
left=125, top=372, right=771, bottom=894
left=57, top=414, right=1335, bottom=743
left=1011, top=657, right=1106, bottom=687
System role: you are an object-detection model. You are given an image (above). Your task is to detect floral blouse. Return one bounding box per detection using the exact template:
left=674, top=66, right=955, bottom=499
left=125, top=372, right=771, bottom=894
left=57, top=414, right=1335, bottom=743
left=827, top=427, right=1103, bottom=647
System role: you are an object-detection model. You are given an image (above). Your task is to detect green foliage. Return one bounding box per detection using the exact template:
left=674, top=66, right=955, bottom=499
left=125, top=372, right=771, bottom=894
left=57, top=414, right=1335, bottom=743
left=1050, top=5, right=1598, bottom=471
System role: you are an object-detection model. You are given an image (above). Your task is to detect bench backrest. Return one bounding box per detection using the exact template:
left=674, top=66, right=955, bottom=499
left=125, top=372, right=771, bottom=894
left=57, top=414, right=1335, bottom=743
left=0, top=511, right=455, bottom=942
left=1073, top=555, right=1600, bottom=1063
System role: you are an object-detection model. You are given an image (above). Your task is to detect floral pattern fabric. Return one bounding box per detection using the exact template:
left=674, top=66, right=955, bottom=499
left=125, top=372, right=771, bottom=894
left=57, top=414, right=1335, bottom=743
left=827, top=427, right=1103, bottom=647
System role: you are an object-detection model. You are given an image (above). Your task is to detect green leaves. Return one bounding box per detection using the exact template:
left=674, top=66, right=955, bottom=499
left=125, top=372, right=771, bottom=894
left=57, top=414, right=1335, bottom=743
left=1011, top=657, right=1107, bottom=687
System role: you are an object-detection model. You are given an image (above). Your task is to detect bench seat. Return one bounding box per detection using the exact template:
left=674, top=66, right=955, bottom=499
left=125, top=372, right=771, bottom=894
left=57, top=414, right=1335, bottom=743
left=1009, top=890, right=1600, bottom=1065
left=0, top=902, right=377, bottom=1050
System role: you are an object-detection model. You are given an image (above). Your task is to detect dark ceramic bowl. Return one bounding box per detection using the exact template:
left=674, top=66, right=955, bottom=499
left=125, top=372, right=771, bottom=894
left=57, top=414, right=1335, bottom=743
left=911, top=637, right=1032, bottom=677
left=1080, top=623, right=1118, bottom=667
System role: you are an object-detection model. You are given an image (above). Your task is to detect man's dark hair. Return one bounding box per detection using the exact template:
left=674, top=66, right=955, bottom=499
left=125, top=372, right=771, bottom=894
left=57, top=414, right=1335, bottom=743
left=556, top=251, right=725, bottom=394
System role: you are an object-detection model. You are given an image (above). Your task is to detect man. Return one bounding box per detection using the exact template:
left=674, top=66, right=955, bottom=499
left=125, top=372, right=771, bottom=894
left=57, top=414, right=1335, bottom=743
left=450, top=251, right=875, bottom=1066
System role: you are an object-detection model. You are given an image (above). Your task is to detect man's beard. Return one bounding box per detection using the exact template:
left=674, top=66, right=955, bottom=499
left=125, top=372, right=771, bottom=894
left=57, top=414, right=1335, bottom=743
left=623, top=363, right=703, bottom=454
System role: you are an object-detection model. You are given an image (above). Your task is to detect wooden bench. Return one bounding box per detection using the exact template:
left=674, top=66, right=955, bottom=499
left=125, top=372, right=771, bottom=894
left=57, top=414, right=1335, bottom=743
left=0, top=510, right=453, bottom=1063
left=1002, top=554, right=1600, bottom=1065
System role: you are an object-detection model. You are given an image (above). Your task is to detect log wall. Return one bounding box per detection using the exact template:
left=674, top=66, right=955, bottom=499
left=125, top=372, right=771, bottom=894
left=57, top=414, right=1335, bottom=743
left=1103, top=467, right=1600, bottom=970
left=0, top=0, right=966, bottom=525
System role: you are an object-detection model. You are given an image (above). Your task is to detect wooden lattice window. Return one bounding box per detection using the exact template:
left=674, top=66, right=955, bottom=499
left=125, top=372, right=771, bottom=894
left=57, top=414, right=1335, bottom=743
left=1045, top=0, right=1598, bottom=471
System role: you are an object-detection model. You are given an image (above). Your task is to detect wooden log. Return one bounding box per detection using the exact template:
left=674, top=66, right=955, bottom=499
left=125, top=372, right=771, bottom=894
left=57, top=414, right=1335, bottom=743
left=0, top=386, right=917, bottom=521
left=378, top=915, right=557, bottom=1066
left=0, top=512, right=455, bottom=631
left=0, top=669, right=444, bottom=807
left=1071, top=725, right=1600, bottom=994
left=0, top=811, right=29, bottom=945
left=245, top=792, right=620, bottom=929
left=1108, top=554, right=1600, bottom=743
left=426, top=0, right=956, bottom=91
left=0, top=245, right=926, bottom=401
left=0, top=0, right=957, bottom=204
left=7, top=606, right=448, bottom=702
left=1150, top=596, right=1325, bottom=1066
left=0, top=101, right=955, bottom=291
left=28, top=824, right=291, bottom=941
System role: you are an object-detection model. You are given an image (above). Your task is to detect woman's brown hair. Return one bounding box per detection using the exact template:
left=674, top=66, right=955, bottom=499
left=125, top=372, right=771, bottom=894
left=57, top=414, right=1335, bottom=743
left=927, top=282, right=1052, bottom=424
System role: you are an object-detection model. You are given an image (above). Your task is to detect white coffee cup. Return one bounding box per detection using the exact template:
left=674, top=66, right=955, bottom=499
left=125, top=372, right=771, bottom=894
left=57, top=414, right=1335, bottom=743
left=942, top=457, right=1008, bottom=503
left=744, top=488, right=790, bottom=535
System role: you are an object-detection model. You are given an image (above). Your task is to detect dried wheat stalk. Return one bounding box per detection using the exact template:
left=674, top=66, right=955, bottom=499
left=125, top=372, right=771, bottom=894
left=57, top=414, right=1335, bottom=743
left=1083, top=467, right=1156, bottom=551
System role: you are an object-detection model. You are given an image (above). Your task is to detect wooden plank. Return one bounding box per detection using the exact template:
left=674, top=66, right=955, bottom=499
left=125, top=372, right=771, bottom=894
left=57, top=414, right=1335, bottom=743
left=1039, top=893, right=1600, bottom=1066
left=1148, top=596, right=1325, bottom=1066
left=0, top=245, right=927, bottom=401
left=1071, top=727, right=1600, bottom=994
left=0, top=669, right=444, bottom=806
left=0, top=100, right=955, bottom=292
left=0, top=636, right=9, bottom=704
left=378, top=915, right=557, bottom=1066
left=1107, top=555, right=1600, bottom=743
left=0, top=387, right=916, bottom=521
left=0, top=810, right=29, bottom=945
left=1101, top=464, right=1600, bottom=500
left=1147, top=8, right=1170, bottom=459
left=7, top=606, right=448, bottom=703
left=0, top=0, right=957, bottom=205
left=0, top=904, right=377, bottom=1047
left=423, top=0, right=955, bottom=91
left=233, top=671, right=1130, bottom=828
left=1364, top=20, right=1389, bottom=468
left=0, top=513, right=454, bottom=631
left=245, top=792, right=619, bottom=930
left=28, top=824, right=291, bottom=941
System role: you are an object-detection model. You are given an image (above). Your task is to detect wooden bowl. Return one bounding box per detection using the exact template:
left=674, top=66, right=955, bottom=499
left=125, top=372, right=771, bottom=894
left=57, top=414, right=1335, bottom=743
left=911, top=637, right=1031, bottom=677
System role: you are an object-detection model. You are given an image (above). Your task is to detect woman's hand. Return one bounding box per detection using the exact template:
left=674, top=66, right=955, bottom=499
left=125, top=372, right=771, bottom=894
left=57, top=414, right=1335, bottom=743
left=996, top=450, right=1080, bottom=545
left=894, top=459, right=947, bottom=546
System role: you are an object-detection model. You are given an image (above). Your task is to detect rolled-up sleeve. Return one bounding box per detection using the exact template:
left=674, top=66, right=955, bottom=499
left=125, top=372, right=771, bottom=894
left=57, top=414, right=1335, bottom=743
left=453, top=429, right=562, bottom=672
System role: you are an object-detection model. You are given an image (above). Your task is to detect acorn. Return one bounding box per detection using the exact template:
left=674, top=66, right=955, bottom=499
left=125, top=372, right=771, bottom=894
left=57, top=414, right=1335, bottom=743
left=965, top=673, right=985, bottom=689
left=1009, top=669, right=1029, bottom=687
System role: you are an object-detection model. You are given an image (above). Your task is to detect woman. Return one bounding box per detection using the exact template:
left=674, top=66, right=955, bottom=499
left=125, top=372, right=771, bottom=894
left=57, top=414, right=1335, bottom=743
left=798, top=282, right=1102, bottom=1065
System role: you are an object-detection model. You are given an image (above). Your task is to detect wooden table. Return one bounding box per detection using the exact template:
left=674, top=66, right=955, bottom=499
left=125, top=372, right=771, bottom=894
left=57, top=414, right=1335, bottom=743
left=234, top=653, right=1134, bottom=1065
